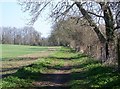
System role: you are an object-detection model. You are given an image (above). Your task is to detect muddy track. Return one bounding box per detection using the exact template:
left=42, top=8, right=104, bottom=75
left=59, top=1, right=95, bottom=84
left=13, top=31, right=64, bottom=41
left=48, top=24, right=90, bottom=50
left=32, top=67, right=72, bottom=89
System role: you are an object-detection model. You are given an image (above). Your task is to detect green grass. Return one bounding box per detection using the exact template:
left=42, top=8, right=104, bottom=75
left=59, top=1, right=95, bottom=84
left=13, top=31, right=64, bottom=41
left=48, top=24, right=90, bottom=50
left=1, top=44, right=53, bottom=59
left=1, top=76, right=33, bottom=88
left=1, top=44, right=60, bottom=79
left=1, top=47, right=120, bottom=89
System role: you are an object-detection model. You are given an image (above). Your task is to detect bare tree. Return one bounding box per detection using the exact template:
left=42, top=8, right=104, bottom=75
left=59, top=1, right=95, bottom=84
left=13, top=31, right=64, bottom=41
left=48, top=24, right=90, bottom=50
left=0, top=26, right=42, bottom=46
left=19, top=1, right=120, bottom=65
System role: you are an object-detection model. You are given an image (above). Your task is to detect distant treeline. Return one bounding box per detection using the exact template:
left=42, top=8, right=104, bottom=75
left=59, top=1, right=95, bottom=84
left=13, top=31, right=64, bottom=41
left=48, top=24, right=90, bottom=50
left=0, top=26, right=42, bottom=46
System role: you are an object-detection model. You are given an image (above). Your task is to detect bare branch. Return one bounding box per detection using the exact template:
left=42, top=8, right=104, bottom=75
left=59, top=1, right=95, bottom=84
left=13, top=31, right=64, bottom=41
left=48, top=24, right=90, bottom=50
left=87, top=11, right=104, bottom=18
left=75, top=2, right=106, bottom=43
left=114, top=26, right=120, bottom=30
left=30, top=1, right=51, bottom=24
left=116, top=11, right=120, bottom=19
left=62, top=3, right=75, bottom=15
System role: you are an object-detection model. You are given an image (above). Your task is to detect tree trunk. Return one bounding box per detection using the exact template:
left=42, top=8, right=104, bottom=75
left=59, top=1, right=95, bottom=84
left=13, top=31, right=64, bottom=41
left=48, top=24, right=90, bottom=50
left=75, top=2, right=107, bottom=61
left=105, top=42, right=109, bottom=59
left=117, top=36, right=120, bottom=72
left=100, top=2, right=114, bottom=61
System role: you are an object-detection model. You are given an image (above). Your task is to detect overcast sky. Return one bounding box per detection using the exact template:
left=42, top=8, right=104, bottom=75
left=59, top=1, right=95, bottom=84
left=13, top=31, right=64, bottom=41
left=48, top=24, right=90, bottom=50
left=0, top=1, right=52, bottom=37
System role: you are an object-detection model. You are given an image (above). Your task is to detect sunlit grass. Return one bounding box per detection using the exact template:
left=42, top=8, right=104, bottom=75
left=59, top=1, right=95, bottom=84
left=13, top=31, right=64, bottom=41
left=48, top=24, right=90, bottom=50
left=1, top=44, right=60, bottom=60
left=1, top=47, right=120, bottom=88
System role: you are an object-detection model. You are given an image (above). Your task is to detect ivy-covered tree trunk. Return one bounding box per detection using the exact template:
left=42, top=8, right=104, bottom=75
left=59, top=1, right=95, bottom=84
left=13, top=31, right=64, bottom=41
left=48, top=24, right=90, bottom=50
left=116, top=2, right=120, bottom=72
left=100, top=2, right=114, bottom=60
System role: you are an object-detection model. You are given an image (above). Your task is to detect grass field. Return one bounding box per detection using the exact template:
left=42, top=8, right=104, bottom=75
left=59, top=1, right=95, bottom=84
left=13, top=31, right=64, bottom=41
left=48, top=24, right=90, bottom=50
left=0, top=44, right=60, bottom=81
left=1, top=44, right=60, bottom=60
left=1, top=47, right=120, bottom=89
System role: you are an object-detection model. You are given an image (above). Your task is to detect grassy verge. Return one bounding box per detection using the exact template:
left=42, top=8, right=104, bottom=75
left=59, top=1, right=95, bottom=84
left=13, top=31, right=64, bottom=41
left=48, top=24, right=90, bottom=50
left=1, top=47, right=120, bottom=89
